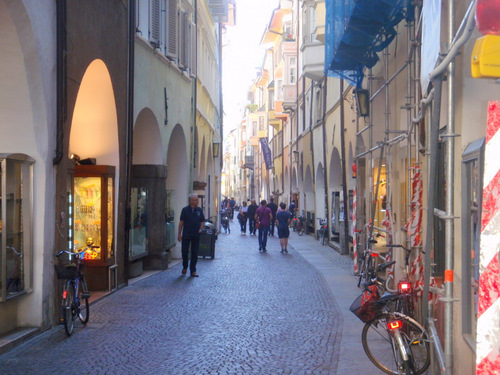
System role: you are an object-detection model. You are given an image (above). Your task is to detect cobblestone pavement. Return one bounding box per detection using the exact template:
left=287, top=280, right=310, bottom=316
left=0, top=221, right=385, bottom=375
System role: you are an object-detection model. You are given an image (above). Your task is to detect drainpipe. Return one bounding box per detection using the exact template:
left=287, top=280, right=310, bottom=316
left=422, top=75, right=443, bottom=327
left=190, top=0, right=198, bottom=195
left=322, top=79, right=329, bottom=239
left=309, top=80, right=315, bottom=233
left=54, top=0, right=66, bottom=165
left=340, top=80, right=349, bottom=255
left=124, top=0, right=136, bottom=283
left=443, top=0, right=456, bottom=372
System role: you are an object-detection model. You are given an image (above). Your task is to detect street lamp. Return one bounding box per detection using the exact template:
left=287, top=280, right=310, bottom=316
left=354, top=88, right=370, bottom=117
left=213, top=139, right=220, bottom=158
left=293, top=150, right=299, bottom=163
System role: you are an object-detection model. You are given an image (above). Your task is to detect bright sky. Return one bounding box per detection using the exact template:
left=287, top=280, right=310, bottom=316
left=222, top=0, right=280, bottom=136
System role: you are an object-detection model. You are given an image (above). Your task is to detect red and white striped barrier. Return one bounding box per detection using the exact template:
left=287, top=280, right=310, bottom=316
left=404, top=166, right=424, bottom=295
left=477, top=101, right=500, bottom=375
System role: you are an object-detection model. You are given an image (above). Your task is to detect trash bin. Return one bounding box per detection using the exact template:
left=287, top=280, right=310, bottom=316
left=198, top=228, right=216, bottom=259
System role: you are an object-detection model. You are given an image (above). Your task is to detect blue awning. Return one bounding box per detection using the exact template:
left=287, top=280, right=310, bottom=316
left=325, top=0, right=412, bottom=86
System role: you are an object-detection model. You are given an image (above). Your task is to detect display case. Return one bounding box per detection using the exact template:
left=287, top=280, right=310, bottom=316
left=73, top=165, right=115, bottom=290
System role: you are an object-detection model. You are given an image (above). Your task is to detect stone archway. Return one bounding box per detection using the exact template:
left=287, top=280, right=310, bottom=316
left=69, top=59, right=119, bottom=167
left=304, top=165, right=314, bottom=232
left=166, top=124, right=189, bottom=259
left=130, top=108, right=166, bottom=273
left=315, top=162, right=326, bottom=229
left=133, top=108, right=163, bottom=164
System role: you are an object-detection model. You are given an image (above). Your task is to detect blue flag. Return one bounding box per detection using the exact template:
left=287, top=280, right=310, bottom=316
left=259, top=137, right=273, bottom=170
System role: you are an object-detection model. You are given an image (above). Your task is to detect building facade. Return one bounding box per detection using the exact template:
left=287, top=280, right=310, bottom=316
left=224, top=0, right=500, bottom=373
left=1, top=0, right=223, bottom=341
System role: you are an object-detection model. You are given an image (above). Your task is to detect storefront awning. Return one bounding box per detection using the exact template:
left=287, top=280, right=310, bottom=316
left=325, top=0, right=412, bottom=86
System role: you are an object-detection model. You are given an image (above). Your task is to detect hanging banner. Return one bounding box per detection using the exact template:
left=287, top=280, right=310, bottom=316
left=420, top=0, right=441, bottom=93
left=259, top=137, right=273, bottom=170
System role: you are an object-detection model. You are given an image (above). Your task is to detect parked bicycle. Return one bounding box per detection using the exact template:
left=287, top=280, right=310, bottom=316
left=292, top=215, right=305, bottom=236
left=356, top=233, right=385, bottom=287
left=55, top=238, right=98, bottom=336
left=350, top=260, right=430, bottom=374
left=316, top=218, right=328, bottom=245
left=385, top=243, right=418, bottom=317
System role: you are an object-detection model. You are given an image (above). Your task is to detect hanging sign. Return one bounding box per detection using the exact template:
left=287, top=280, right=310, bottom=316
left=259, top=137, right=273, bottom=170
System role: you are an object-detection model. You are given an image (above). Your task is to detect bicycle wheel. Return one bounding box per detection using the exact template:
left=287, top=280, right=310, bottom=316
left=321, top=230, right=327, bottom=246
left=78, top=278, right=90, bottom=324
left=298, top=223, right=305, bottom=236
left=362, top=312, right=430, bottom=375
left=62, top=280, right=75, bottom=336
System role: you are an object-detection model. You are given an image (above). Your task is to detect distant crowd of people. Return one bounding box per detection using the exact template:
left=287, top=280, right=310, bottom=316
left=221, top=197, right=298, bottom=254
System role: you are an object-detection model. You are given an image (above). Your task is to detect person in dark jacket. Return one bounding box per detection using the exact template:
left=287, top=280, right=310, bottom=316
left=178, top=193, right=205, bottom=277
left=267, top=197, right=278, bottom=236
left=276, top=202, right=291, bottom=253
left=247, top=199, right=258, bottom=235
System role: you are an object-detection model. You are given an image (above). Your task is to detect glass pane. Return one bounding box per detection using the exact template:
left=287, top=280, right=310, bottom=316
left=107, top=177, right=114, bottom=258
left=5, top=160, right=25, bottom=296
left=165, top=190, right=176, bottom=248
left=129, top=187, right=148, bottom=258
left=74, top=177, right=102, bottom=260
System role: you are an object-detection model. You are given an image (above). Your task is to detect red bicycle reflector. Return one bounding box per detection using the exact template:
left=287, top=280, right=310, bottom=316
left=370, top=252, right=379, bottom=258
left=388, top=320, right=402, bottom=330
left=63, top=290, right=68, bottom=299
left=398, top=281, right=411, bottom=293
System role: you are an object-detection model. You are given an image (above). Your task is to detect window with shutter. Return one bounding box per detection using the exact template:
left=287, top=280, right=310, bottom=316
left=179, top=11, right=188, bottom=70
left=166, top=0, right=178, bottom=59
left=150, top=0, right=161, bottom=47
left=136, top=0, right=149, bottom=37
left=190, top=21, right=197, bottom=77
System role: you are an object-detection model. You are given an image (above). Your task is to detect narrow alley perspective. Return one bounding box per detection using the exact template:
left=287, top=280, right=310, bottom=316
left=0, top=221, right=384, bottom=375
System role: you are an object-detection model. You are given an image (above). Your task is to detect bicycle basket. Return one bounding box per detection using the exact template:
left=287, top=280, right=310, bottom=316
left=54, top=253, right=78, bottom=279
left=350, top=285, right=381, bottom=323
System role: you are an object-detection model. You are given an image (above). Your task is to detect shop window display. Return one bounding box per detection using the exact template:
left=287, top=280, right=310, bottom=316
left=73, top=165, right=115, bottom=290
left=0, top=154, right=34, bottom=301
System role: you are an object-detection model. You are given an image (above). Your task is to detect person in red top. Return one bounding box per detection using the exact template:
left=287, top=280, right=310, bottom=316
left=255, top=200, right=273, bottom=252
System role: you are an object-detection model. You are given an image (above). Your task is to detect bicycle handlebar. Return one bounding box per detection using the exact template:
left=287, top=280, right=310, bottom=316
left=386, top=244, right=410, bottom=251
left=377, top=260, right=396, bottom=272
left=56, top=246, right=99, bottom=259
left=7, top=246, right=22, bottom=257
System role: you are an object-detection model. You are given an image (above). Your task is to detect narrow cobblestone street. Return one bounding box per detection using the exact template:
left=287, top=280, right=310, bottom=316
left=0, top=221, right=384, bottom=375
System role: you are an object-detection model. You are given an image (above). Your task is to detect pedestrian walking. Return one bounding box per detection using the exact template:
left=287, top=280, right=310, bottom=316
left=238, top=201, right=248, bottom=234
left=276, top=202, right=291, bottom=253
left=178, top=193, right=205, bottom=277
left=289, top=199, right=296, bottom=219
left=255, top=200, right=273, bottom=252
left=228, top=197, right=236, bottom=220
left=267, top=197, right=278, bottom=236
left=247, top=199, right=258, bottom=235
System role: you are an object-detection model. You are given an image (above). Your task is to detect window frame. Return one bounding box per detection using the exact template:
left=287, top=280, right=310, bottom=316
left=461, top=137, right=485, bottom=351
